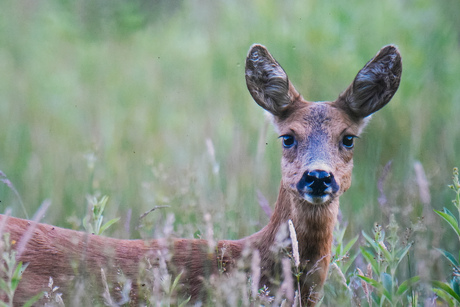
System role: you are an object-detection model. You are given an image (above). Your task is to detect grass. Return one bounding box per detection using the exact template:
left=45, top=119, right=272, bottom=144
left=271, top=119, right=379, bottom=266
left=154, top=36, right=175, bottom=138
left=0, top=0, right=459, bottom=305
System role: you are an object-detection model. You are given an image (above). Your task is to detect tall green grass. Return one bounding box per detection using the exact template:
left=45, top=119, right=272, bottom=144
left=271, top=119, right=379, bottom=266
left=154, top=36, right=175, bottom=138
left=0, top=0, right=459, bottom=304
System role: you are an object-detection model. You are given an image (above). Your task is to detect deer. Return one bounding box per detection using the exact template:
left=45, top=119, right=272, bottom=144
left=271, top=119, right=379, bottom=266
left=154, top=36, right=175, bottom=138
left=0, top=44, right=401, bottom=306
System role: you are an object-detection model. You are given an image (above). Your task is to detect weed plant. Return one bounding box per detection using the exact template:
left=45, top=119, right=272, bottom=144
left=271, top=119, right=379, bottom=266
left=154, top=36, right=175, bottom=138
left=1, top=168, right=458, bottom=305
left=0, top=232, right=41, bottom=306
left=0, top=0, right=459, bottom=305
left=433, top=167, right=460, bottom=305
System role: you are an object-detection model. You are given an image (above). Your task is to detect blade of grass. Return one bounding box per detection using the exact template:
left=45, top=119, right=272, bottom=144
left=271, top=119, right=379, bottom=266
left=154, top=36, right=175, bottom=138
left=434, top=209, right=460, bottom=238
left=432, top=280, right=460, bottom=302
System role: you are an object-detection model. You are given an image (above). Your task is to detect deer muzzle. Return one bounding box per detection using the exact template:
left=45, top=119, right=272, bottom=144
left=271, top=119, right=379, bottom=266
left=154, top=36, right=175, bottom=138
left=296, top=170, right=339, bottom=204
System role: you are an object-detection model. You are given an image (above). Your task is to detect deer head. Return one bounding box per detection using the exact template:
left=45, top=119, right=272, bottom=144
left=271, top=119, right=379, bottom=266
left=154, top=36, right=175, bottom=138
left=245, top=44, right=402, bottom=206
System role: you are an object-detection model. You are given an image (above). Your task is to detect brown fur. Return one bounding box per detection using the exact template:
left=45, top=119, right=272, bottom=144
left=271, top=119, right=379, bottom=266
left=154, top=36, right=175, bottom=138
left=0, top=44, right=401, bottom=306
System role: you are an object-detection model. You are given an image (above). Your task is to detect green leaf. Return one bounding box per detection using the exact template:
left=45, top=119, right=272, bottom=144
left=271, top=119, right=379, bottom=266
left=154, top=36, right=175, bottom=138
left=432, top=280, right=460, bottom=302
left=171, top=272, right=183, bottom=292
left=11, top=261, right=28, bottom=291
left=98, top=217, right=121, bottom=235
left=99, top=195, right=109, bottom=211
left=370, top=291, right=381, bottom=305
left=436, top=248, right=459, bottom=267
left=358, top=274, right=392, bottom=300
left=23, top=291, right=45, bottom=307
left=395, top=243, right=412, bottom=267
left=381, top=273, right=393, bottom=300
left=357, top=275, right=382, bottom=289
left=96, top=215, right=104, bottom=233
left=377, top=241, right=392, bottom=262
left=178, top=296, right=192, bottom=307
left=444, top=207, right=458, bottom=223
left=0, top=277, right=8, bottom=292
left=453, top=276, right=460, bottom=296
left=396, top=276, right=420, bottom=296
left=433, top=288, right=455, bottom=306
left=362, top=231, right=379, bottom=251
left=434, top=209, right=460, bottom=238
left=376, top=227, right=386, bottom=242
left=360, top=247, right=380, bottom=276
left=334, top=242, right=342, bottom=257
left=341, top=252, right=359, bottom=275
left=343, top=235, right=359, bottom=255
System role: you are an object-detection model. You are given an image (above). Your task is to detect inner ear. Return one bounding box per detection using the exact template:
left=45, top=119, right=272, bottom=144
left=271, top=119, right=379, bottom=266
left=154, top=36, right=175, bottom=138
left=245, top=44, right=300, bottom=117
left=337, top=45, right=402, bottom=119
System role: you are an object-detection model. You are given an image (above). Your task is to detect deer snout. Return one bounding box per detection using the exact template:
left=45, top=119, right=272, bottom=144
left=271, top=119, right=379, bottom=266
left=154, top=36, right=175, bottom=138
left=296, top=170, right=339, bottom=204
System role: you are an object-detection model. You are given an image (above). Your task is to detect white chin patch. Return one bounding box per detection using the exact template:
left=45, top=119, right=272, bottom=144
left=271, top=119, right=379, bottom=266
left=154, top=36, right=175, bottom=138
left=302, top=194, right=331, bottom=205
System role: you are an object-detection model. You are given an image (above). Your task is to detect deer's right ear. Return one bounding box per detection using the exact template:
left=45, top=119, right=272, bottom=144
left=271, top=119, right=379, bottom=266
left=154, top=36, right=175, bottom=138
left=337, top=45, right=402, bottom=119
left=245, top=44, right=299, bottom=117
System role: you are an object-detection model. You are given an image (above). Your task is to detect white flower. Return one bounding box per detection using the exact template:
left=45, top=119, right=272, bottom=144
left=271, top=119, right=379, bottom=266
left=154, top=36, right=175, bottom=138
left=288, top=219, right=300, bottom=268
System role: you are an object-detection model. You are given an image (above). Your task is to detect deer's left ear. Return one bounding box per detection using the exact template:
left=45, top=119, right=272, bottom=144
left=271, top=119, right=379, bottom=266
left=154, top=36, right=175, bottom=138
left=337, top=45, right=402, bottom=119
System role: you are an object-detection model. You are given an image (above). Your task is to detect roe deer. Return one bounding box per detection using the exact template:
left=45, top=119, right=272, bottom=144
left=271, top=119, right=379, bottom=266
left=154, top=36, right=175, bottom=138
left=0, top=44, right=401, bottom=306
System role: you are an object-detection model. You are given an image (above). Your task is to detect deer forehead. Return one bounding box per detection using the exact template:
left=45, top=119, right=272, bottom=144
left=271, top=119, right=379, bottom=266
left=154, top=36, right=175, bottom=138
left=277, top=101, right=358, bottom=139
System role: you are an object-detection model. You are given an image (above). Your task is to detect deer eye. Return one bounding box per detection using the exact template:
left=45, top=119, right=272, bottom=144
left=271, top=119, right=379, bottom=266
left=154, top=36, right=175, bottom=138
left=342, top=135, right=355, bottom=149
left=280, top=135, right=296, bottom=149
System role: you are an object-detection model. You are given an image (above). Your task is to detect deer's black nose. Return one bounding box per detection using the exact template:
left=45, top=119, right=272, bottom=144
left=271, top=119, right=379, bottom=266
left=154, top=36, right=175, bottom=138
left=297, top=170, right=338, bottom=196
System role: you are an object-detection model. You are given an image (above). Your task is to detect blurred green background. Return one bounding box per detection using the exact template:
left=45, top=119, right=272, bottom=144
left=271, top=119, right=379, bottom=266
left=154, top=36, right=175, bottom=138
left=0, top=0, right=459, bottom=278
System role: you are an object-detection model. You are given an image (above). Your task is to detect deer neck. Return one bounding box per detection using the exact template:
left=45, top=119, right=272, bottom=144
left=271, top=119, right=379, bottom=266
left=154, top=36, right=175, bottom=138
left=257, top=181, right=339, bottom=266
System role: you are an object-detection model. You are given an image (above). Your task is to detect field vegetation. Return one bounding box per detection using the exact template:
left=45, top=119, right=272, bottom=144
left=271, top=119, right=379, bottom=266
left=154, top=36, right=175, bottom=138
left=0, top=0, right=459, bottom=305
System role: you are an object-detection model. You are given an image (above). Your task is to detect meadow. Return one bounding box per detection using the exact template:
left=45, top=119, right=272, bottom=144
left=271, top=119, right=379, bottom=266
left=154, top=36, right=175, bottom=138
left=0, top=0, right=459, bottom=305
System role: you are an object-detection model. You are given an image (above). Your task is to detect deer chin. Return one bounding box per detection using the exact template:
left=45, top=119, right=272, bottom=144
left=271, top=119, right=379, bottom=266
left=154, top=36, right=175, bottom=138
left=296, top=183, right=337, bottom=205
left=301, top=193, right=334, bottom=205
